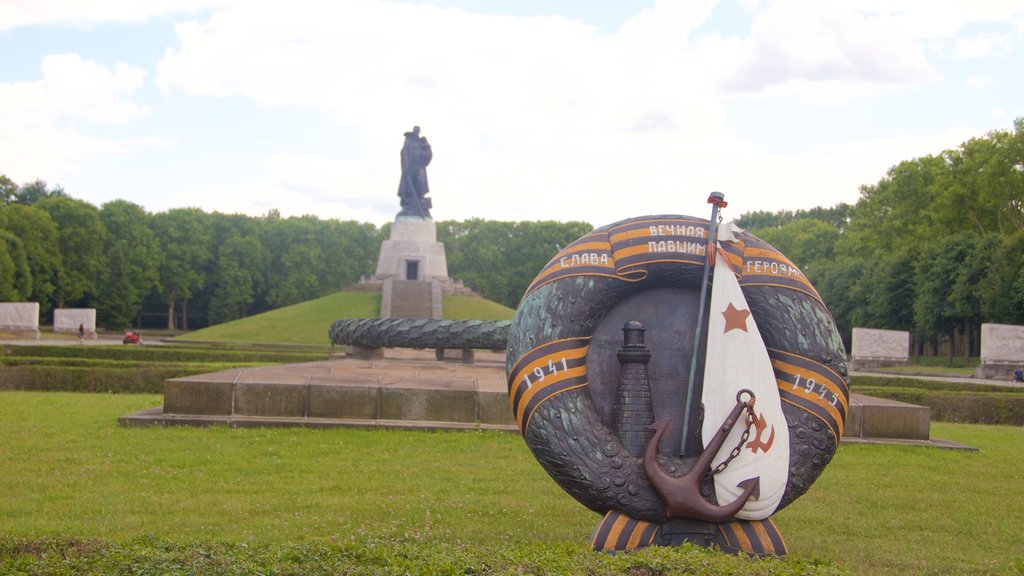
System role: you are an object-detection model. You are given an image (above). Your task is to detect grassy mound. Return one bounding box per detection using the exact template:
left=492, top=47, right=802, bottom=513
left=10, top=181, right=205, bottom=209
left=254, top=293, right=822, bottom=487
left=176, top=291, right=514, bottom=346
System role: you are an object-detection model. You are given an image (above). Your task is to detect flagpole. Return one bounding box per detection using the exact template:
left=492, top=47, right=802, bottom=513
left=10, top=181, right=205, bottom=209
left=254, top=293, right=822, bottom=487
left=680, top=191, right=727, bottom=456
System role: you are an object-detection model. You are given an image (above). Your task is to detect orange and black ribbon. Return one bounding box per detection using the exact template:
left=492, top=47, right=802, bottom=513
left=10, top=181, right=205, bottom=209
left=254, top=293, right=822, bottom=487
left=769, top=348, right=849, bottom=439
left=507, top=337, right=590, bottom=435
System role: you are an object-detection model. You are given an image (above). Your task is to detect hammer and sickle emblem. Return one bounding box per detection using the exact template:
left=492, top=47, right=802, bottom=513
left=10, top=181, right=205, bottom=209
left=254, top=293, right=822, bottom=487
left=745, top=412, right=775, bottom=454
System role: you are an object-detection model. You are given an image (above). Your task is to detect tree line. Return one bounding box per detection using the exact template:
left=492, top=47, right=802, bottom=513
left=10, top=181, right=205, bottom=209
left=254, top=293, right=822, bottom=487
left=0, top=175, right=590, bottom=331
left=3, top=118, right=1020, bottom=349
left=736, top=118, right=1024, bottom=363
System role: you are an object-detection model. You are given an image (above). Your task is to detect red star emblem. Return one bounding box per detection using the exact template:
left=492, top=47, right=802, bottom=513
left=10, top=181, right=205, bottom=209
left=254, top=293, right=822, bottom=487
left=722, top=302, right=751, bottom=333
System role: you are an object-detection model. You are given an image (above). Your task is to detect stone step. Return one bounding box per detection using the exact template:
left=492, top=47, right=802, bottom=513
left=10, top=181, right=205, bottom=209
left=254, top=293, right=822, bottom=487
left=844, top=393, right=931, bottom=441
left=388, top=280, right=435, bottom=319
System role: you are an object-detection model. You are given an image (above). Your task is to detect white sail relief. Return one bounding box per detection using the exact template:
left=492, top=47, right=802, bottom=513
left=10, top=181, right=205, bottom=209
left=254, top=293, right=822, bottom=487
left=700, top=223, right=790, bottom=520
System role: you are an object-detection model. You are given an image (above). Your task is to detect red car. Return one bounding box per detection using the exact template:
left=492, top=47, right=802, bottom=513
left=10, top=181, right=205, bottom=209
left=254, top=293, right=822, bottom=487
left=122, top=331, right=141, bottom=344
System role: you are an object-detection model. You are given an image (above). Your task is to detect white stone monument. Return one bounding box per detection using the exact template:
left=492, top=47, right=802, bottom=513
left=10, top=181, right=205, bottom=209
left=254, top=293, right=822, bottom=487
left=374, top=217, right=449, bottom=283
left=975, top=323, right=1024, bottom=379
left=0, top=302, right=40, bottom=339
left=53, top=308, right=97, bottom=339
left=850, top=327, right=909, bottom=370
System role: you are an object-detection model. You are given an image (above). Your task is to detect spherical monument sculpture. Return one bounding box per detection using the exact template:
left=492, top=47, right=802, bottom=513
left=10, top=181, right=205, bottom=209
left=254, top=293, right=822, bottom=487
left=505, top=198, right=848, bottom=555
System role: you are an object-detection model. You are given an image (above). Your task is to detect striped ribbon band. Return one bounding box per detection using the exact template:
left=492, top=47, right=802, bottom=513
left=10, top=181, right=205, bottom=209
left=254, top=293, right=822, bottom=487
left=590, top=510, right=660, bottom=552
left=739, top=241, right=823, bottom=305
left=507, top=337, right=590, bottom=434
left=523, top=217, right=720, bottom=298
left=717, top=518, right=788, bottom=556
left=768, top=348, right=849, bottom=439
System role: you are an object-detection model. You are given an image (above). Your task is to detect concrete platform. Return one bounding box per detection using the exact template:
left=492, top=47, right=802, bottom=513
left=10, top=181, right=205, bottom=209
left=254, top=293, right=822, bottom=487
left=119, top=348, right=518, bottom=432
left=119, top=349, right=973, bottom=449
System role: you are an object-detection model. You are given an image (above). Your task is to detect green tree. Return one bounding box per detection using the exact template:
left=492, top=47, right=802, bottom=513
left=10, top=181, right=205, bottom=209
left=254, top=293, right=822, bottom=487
left=153, top=208, right=212, bottom=330
left=0, top=230, right=32, bottom=301
left=34, top=196, right=106, bottom=308
left=754, top=218, right=839, bottom=279
left=980, top=231, right=1024, bottom=325
left=208, top=231, right=266, bottom=324
left=0, top=175, right=17, bottom=204
left=261, top=216, right=323, bottom=307
left=94, top=200, right=161, bottom=329
left=315, top=220, right=379, bottom=292
left=439, top=219, right=592, bottom=307
left=912, top=233, right=988, bottom=363
left=0, top=204, right=61, bottom=311
left=13, top=179, right=66, bottom=205
left=933, top=120, right=1024, bottom=235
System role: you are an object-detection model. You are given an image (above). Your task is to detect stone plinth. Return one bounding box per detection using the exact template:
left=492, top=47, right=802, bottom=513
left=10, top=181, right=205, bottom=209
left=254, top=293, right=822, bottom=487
left=850, top=327, right=909, bottom=370
left=975, top=323, right=1024, bottom=379
left=845, top=393, right=930, bottom=440
left=53, top=308, right=97, bottom=338
left=0, top=302, right=40, bottom=339
left=122, top=351, right=519, bottom=432
left=374, top=217, right=449, bottom=282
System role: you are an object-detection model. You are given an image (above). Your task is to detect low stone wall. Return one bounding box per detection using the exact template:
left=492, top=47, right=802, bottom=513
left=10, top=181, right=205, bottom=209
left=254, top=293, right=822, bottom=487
left=975, top=323, right=1024, bottom=379
left=0, top=302, right=40, bottom=339
left=850, top=327, right=909, bottom=370
left=53, top=308, right=97, bottom=338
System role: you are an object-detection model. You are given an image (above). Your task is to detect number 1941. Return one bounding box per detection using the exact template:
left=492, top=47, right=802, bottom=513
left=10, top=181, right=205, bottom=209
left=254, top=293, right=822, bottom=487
left=522, top=357, right=569, bottom=389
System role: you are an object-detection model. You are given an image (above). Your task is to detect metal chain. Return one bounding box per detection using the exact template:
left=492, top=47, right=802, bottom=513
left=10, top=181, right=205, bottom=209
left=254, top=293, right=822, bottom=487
left=710, top=396, right=756, bottom=476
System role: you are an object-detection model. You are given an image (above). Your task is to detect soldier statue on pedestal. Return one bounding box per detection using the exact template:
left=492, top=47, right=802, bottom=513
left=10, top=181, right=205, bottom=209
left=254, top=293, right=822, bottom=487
left=397, top=126, right=432, bottom=219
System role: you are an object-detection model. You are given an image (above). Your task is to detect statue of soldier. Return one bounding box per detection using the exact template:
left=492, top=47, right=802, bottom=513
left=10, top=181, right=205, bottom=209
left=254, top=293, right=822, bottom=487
left=397, top=126, right=433, bottom=218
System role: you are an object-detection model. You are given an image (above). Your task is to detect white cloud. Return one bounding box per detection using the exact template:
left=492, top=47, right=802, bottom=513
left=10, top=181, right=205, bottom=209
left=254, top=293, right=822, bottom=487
left=717, top=0, right=937, bottom=95
left=4, top=0, right=1022, bottom=227
left=0, top=0, right=235, bottom=31
left=0, top=54, right=149, bottom=182
left=955, top=33, right=1014, bottom=58
left=966, top=76, right=992, bottom=90
left=152, top=0, right=737, bottom=225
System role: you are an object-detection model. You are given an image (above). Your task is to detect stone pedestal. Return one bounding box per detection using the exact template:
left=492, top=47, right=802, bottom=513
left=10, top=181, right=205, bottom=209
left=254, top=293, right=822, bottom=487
left=374, top=217, right=449, bottom=283
left=975, top=323, right=1024, bottom=379
left=850, top=327, right=909, bottom=370
left=53, top=308, right=98, bottom=338
left=0, top=302, right=40, bottom=339
left=371, top=217, right=449, bottom=319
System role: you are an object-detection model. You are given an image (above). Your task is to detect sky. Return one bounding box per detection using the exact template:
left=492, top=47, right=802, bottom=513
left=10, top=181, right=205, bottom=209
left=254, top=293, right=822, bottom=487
left=2, top=0, right=1023, bottom=228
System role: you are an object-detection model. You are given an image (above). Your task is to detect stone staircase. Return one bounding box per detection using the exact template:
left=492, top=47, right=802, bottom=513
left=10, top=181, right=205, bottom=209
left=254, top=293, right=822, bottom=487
left=384, top=279, right=438, bottom=319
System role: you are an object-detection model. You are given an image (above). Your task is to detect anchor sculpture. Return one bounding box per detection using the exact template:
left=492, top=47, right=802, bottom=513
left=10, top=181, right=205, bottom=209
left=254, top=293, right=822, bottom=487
left=506, top=192, right=850, bottom=556
left=643, top=390, right=761, bottom=523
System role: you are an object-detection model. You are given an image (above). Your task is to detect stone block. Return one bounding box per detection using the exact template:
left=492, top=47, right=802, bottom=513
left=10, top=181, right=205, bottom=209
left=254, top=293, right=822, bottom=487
left=308, top=384, right=379, bottom=420
left=164, top=379, right=233, bottom=415
left=234, top=382, right=307, bottom=417
left=979, top=323, right=1024, bottom=364
left=975, top=324, right=1024, bottom=379
left=53, top=308, right=97, bottom=337
left=478, top=390, right=516, bottom=425
left=845, top=399, right=863, bottom=438
left=0, top=302, right=39, bottom=338
left=850, top=327, right=909, bottom=369
left=850, top=394, right=930, bottom=440
left=379, top=383, right=477, bottom=423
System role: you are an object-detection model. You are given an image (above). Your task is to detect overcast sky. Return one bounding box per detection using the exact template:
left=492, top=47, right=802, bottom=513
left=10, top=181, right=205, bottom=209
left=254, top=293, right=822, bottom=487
left=2, top=0, right=1022, bottom=227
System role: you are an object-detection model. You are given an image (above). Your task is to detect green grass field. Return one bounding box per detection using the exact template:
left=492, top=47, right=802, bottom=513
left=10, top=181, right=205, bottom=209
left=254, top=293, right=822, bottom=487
left=175, top=291, right=514, bottom=346
left=1, top=392, right=1022, bottom=575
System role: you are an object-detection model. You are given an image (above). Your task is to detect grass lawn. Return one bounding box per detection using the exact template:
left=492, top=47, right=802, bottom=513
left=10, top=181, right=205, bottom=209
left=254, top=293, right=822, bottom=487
left=175, top=291, right=514, bottom=346
left=1, top=392, right=1022, bottom=574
